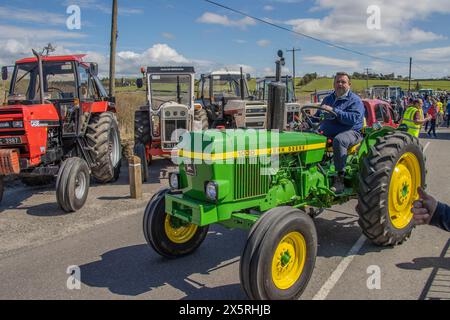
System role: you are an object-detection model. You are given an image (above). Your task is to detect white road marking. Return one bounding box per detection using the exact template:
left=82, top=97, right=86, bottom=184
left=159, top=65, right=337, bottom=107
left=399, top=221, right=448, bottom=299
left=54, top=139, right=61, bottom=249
left=423, top=142, right=431, bottom=153
left=312, top=235, right=367, bottom=300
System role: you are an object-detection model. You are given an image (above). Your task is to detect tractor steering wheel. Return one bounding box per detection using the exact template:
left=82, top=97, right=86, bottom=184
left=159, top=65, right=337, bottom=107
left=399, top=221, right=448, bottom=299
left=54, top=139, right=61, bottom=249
left=300, top=105, right=338, bottom=132
left=46, top=87, right=65, bottom=99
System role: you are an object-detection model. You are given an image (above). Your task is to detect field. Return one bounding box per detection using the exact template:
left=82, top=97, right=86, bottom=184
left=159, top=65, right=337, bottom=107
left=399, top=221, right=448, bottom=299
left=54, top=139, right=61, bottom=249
left=297, top=78, right=450, bottom=97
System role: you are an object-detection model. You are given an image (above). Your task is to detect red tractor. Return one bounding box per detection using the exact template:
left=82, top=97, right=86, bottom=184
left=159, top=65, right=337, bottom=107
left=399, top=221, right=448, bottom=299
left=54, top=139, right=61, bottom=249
left=0, top=50, right=121, bottom=211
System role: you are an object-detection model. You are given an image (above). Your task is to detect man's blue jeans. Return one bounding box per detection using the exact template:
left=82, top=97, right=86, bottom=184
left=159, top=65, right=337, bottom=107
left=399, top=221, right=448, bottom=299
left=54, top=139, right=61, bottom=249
left=332, top=130, right=363, bottom=173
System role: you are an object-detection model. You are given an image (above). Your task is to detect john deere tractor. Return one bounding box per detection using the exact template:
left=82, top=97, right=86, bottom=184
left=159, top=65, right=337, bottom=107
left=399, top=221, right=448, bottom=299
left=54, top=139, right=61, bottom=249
left=142, top=64, right=425, bottom=299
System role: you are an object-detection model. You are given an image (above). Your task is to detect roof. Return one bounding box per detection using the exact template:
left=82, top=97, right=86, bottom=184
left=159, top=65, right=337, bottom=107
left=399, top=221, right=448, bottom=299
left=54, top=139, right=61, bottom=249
left=147, top=66, right=195, bottom=74
left=209, top=70, right=242, bottom=76
left=16, top=54, right=87, bottom=64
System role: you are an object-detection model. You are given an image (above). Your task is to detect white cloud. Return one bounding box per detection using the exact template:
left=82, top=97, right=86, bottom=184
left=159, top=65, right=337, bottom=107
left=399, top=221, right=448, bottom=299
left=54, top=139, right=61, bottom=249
left=303, top=56, right=361, bottom=69
left=263, top=5, right=274, bottom=11
left=257, top=39, right=271, bottom=47
left=414, top=46, right=450, bottom=62
left=196, top=12, right=256, bottom=29
left=285, top=0, right=450, bottom=46
left=162, top=32, right=175, bottom=40
left=234, top=39, right=247, bottom=44
left=0, top=6, right=66, bottom=25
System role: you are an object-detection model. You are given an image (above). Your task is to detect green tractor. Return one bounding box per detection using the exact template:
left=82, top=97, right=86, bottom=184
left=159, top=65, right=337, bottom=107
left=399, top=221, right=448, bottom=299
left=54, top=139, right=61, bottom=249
left=142, top=101, right=425, bottom=299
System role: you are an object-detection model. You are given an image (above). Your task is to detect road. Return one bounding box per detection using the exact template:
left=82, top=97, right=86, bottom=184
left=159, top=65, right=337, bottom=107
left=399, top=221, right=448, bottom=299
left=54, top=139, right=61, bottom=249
left=0, top=129, right=449, bottom=300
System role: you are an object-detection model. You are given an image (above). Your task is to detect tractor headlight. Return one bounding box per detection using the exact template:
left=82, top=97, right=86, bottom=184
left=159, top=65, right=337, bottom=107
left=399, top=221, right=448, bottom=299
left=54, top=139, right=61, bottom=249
left=12, top=121, right=24, bottom=128
left=205, top=181, right=218, bottom=201
left=169, top=172, right=180, bottom=190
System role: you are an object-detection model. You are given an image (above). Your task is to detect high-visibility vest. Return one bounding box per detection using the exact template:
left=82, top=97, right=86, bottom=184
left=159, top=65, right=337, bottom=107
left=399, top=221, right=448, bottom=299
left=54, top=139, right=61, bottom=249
left=401, top=107, right=423, bottom=137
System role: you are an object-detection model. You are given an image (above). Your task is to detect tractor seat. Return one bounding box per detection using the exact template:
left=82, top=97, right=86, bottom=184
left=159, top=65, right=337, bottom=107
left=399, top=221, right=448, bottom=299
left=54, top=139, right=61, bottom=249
left=326, top=138, right=361, bottom=155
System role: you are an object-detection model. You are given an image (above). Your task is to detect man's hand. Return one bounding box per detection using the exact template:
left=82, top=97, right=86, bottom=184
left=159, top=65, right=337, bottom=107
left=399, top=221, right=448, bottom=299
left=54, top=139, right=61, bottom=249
left=411, top=187, right=438, bottom=225
left=321, top=104, right=334, bottom=113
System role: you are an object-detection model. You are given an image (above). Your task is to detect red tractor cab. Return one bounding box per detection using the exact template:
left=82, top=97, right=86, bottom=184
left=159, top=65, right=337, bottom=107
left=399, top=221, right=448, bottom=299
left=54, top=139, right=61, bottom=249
left=362, top=99, right=398, bottom=129
left=0, top=50, right=121, bottom=211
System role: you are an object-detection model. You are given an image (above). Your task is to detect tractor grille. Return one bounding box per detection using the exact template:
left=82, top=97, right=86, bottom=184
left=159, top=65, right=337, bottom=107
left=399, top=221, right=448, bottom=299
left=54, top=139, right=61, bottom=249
left=234, top=157, right=270, bottom=200
left=163, top=119, right=187, bottom=142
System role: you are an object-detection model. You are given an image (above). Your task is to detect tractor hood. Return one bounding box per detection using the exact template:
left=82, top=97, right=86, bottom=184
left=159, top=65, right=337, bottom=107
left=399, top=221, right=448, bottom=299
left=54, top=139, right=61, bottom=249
left=177, top=129, right=326, bottom=162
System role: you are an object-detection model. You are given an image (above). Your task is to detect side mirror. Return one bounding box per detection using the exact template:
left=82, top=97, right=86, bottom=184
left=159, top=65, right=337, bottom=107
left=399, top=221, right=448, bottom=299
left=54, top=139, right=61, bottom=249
left=90, top=63, right=98, bottom=76
left=246, top=73, right=251, bottom=80
left=136, top=78, right=143, bottom=89
left=2, top=66, right=8, bottom=81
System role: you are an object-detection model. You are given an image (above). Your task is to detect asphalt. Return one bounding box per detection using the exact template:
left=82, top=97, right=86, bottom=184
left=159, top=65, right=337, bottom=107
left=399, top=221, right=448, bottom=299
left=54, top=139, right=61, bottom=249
left=0, top=128, right=449, bottom=300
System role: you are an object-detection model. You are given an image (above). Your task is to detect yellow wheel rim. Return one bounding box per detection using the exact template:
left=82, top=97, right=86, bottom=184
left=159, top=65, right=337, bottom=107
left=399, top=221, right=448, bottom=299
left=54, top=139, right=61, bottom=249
left=272, top=231, right=307, bottom=290
left=164, top=215, right=198, bottom=244
left=388, top=152, right=421, bottom=229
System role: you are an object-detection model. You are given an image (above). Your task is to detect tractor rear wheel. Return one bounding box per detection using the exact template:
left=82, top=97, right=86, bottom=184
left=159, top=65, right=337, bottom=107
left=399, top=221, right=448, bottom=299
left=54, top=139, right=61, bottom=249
left=56, top=157, right=90, bottom=213
left=143, top=188, right=209, bottom=258
left=356, top=131, right=425, bottom=246
left=134, top=110, right=151, bottom=145
left=86, top=112, right=122, bottom=183
left=134, top=143, right=149, bottom=183
left=194, top=108, right=209, bottom=130
left=240, top=206, right=317, bottom=300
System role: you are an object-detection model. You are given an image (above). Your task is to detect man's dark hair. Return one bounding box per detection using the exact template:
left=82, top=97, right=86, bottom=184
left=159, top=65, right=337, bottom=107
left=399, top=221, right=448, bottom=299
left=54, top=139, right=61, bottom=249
left=334, top=72, right=351, bottom=82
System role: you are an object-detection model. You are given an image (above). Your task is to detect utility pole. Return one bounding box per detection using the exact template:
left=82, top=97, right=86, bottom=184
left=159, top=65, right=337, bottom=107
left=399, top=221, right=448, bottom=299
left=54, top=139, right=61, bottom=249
left=286, top=48, right=301, bottom=87
left=408, top=57, right=412, bottom=95
left=109, top=0, right=118, bottom=97
left=364, top=68, right=371, bottom=90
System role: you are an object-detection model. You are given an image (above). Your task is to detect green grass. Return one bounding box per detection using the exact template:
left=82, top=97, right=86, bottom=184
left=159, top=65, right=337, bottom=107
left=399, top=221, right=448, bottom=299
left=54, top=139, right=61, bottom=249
left=296, top=78, right=450, bottom=97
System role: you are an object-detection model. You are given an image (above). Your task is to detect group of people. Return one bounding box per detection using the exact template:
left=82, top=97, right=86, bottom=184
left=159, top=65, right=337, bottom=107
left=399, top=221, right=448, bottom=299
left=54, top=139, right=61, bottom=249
left=317, top=72, right=449, bottom=232
left=400, top=94, right=450, bottom=138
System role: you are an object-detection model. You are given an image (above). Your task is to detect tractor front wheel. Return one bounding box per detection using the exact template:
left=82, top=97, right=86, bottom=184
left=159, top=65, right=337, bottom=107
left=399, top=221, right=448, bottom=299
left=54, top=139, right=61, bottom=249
left=357, top=131, right=425, bottom=246
left=143, top=188, right=209, bottom=258
left=240, top=207, right=317, bottom=300
left=134, top=143, right=149, bottom=183
left=56, top=158, right=90, bottom=213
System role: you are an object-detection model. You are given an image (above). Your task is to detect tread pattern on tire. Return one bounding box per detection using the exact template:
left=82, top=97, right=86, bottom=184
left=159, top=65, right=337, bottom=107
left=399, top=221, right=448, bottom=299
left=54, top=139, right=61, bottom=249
left=356, top=131, right=425, bottom=246
left=134, top=110, right=151, bottom=145
left=86, top=112, right=121, bottom=183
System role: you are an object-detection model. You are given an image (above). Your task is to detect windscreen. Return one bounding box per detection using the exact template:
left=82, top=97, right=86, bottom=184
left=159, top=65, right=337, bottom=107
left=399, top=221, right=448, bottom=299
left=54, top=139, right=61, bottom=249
left=149, top=74, right=191, bottom=110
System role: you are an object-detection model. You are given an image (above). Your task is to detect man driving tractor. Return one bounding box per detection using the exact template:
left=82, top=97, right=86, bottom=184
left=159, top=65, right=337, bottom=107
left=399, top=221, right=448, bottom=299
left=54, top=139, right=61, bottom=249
left=318, top=72, right=365, bottom=194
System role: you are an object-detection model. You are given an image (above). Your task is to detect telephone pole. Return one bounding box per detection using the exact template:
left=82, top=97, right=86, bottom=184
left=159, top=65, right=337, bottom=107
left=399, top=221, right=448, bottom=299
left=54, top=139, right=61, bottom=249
left=109, top=0, right=118, bottom=97
left=364, top=68, right=371, bottom=90
left=286, top=48, right=301, bottom=87
left=408, top=57, right=412, bottom=95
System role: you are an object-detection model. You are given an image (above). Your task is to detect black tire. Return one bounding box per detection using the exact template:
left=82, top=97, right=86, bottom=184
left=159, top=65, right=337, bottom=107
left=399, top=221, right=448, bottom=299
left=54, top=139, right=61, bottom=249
left=143, top=188, right=209, bottom=258
left=134, top=143, right=149, bottom=183
left=134, top=109, right=151, bottom=145
left=194, top=108, right=209, bottom=130
left=240, top=206, right=317, bottom=300
left=86, top=112, right=122, bottom=183
left=21, top=176, right=55, bottom=187
left=356, top=131, right=425, bottom=246
left=56, top=158, right=90, bottom=213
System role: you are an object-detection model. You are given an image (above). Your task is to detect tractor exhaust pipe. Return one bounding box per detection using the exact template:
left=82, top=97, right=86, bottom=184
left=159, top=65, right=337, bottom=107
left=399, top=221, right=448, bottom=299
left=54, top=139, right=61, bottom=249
left=32, top=49, right=45, bottom=104
left=240, top=67, right=245, bottom=100
left=267, top=50, right=286, bottom=131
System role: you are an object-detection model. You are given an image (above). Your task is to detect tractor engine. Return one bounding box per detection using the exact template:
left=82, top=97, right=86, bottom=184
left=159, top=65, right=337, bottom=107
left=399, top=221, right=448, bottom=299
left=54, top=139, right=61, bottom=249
left=0, top=104, right=61, bottom=174
left=169, top=129, right=328, bottom=225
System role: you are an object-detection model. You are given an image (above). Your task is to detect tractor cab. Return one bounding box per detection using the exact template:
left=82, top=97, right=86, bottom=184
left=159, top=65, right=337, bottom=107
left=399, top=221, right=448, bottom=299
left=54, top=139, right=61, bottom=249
left=196, top=70, right=253, bottom=128
left=0, top=50, right=121, bottom=211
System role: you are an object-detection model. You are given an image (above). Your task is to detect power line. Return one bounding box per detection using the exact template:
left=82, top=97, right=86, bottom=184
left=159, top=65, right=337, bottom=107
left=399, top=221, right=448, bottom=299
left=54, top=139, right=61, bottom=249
left=202, top=0, right=408, bottom=65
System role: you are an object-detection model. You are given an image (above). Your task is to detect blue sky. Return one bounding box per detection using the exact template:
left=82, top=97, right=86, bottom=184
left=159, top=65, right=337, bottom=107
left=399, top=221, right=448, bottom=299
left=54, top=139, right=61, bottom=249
left=1, top=0, right=450, bottom=78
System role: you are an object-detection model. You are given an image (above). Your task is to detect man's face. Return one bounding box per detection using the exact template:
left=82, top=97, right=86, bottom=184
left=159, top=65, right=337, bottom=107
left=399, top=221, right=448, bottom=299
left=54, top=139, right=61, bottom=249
left=334, top=75, right=351, bottom=96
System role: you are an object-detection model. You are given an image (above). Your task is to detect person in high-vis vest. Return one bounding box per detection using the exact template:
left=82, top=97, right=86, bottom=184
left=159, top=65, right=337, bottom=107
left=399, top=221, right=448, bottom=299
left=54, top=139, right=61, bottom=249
left=400, top=98, right=431, bottom=137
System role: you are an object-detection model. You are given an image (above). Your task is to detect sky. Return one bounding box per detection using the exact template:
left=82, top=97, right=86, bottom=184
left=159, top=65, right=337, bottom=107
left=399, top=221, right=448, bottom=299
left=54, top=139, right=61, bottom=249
left=1, top=0, right=450, bottom=79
